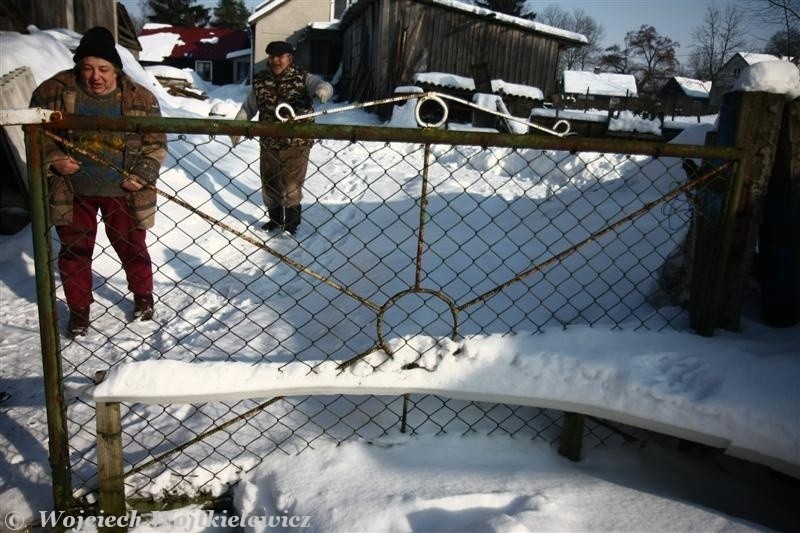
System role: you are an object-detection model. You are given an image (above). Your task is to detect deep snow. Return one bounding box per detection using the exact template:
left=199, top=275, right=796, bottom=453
left=1, top=25, right=799, bottom=533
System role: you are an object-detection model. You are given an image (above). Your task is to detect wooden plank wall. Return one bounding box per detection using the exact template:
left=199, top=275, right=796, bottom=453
left=0, top=0, right=116, bottom=35
left=340, top=0, right=565, bottom=104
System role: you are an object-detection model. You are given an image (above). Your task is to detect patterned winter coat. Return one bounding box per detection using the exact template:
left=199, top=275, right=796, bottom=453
left=30, top=69, right=167, bottom=228
left=235, top=64, right=330, bottom=149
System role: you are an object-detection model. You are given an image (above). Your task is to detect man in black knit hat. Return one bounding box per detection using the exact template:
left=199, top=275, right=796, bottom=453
left=30, top=27, right=167, bottom=337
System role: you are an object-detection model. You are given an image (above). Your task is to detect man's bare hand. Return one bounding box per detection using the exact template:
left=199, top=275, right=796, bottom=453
left=50, top=155, right=81, bottom=175
left=121, top=175, right=145, bottom=192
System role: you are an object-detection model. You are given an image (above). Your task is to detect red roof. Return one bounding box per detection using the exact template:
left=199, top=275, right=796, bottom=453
left=139, top=26, right=250, bottom=61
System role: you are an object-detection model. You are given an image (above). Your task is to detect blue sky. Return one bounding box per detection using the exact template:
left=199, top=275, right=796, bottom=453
left=528, top=0, right=781, bottom=58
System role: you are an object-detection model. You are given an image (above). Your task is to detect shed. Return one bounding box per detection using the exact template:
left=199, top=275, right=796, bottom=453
left=338, top=0, right=586, bottom=108
left=562, top=71, right=638, bottom=111
left=138, top=25, right=251, bottom=86
left=661, top=76, right=711, bottom=117
left=294, top=21, right=343, bottom=80
left=708, top=52, right=785, bottom=111
left=248, top=0, right=348, bottom=75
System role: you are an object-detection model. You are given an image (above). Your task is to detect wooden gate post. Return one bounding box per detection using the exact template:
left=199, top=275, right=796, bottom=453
left=558, top=412, right=585, bottom=461
left=759, top=99, right=800, bottom=327
left=689, top=91, right=786, bottom=335
left=94, top=371, right=127, bottom=533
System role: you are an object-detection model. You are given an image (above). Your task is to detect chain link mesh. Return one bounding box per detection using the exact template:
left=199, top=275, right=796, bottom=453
left=37, top=122, right=731, bottom=503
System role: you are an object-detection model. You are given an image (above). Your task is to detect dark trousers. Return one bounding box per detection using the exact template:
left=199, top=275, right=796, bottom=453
left=259, top=145, right=311, bottom=208
left=56, top=196, right=153, bottom=311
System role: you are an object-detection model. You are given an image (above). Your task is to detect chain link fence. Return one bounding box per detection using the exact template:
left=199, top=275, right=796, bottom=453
left=26, top=109, right=737, bottom=506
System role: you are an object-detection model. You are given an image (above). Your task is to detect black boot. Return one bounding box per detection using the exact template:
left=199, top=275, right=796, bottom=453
left=262, top=206, right=284, bottom=231
left=67, top=307, right=90, bottom=337
left=134, top=294, right=155, bottom=321
left=284, top=205, right=302, bottom=235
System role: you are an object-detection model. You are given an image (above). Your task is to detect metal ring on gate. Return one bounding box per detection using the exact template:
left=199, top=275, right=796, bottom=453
left=414, top=94, right=449, bottom=129
left=376, top=287, right=459, bottom=358
left=551, top=119, right=571, bottom=136
left=276, top=103, right=297, bottom=122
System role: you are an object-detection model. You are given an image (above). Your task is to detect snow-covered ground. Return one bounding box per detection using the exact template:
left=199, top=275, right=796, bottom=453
left=1, top=27, right=800, bottom=533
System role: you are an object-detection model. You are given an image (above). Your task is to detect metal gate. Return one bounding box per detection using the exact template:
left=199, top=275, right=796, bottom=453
left=22, top=100, right=739, bottom=510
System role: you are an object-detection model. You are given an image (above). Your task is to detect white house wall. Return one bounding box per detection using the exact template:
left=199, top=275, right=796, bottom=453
left=251, top=0, right=335, bottom=73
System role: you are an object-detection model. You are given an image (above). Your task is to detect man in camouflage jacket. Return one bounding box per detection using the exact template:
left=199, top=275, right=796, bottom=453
left=232, top=40, right=333, bottom=235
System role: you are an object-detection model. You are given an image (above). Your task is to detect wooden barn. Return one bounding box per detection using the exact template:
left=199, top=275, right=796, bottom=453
left=337, top=0, right=587, bottom=109
left=660, top=76, right=711, bottom=118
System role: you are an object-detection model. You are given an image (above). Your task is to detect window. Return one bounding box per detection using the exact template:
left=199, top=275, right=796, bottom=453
left=233, top=59, right=249, bottom=84
left=195, top=60, right=212, bottom=82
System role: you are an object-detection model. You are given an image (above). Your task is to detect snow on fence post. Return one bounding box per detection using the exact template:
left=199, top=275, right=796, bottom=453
left=689, top=91, right=786, bottom=335
left=759, top=99, right=800, bottom=327
left=94, top=371, right=127, bottom=532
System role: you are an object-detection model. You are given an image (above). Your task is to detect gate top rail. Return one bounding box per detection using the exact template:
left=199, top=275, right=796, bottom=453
left=16, top=109, right=741, bottom=161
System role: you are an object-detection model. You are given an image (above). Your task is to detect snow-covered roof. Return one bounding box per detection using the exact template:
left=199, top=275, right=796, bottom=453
left=409, top=74, right=545, bottom=101
left=429, top=0, right=587, bottom=44
left=138, top=31, right=183, bottom=63
left=738, top=52, right=784, bottom=65
left=563, top=71, right=638, bottom=97
left=138, top=26, right=250, bottom=62
left=490, top=79, right=544, bottom=100
left=412, top=72, right=476, bottom=91
left=673, top=76, right=712, bottom=99
left=308, top=20, right=341, bottom=30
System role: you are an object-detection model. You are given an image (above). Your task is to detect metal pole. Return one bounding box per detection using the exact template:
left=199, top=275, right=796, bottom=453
left=24, top=124, right=73, bottom=518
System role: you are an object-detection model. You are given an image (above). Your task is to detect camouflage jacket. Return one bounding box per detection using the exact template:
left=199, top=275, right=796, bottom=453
left=236, top=64, right=330, bottom=149
left=30, top=70, right=167, bottom=228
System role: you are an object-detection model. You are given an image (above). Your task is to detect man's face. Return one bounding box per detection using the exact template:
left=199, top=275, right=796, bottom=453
left=268, top=52, right=293, bottom=75
left=78, top=57, right=118, bottom=96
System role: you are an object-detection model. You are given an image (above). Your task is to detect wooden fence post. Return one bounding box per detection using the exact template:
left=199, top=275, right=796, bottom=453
left=95, top=371, right=127, bottom=533
left=558, top=412, right=585, bottom=461
left=689, top=91, right=786, bottom=335
left=759, top=99, right=800, bottom=327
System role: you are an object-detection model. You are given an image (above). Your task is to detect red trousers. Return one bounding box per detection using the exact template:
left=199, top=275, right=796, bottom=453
left=56, top=196, right=153, bottom=311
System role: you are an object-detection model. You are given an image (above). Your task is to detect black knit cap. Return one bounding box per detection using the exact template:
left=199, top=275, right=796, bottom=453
left=265, top=41, right=294, bottom=56
left=74, top=26, right=123, bottom=69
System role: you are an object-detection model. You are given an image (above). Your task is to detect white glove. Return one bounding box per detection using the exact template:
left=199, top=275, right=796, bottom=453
left=316, top=84, right=333, bottom=104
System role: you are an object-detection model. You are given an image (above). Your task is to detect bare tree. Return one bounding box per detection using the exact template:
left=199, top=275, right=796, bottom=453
left=538, top=5, right=605, bottom=71
left=746, top=0, right=800, bottom=60
left=688, top=4, right=749, bottom=81
left=597, top=43, right=633, bottom=74
left=626, top=25, right=680, bottom=92
left=765, top=26, right=800, bottom=57
left=765, top=0, right=800, bottom=60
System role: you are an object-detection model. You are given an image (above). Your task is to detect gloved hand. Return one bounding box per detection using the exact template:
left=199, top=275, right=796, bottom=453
left=315, top=84, right=333, bottom=104
left=230, top=135, right=241, bottom=147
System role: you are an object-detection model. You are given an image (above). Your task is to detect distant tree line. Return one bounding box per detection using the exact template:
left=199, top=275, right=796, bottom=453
left=141, top=0, right=250, bottom=29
